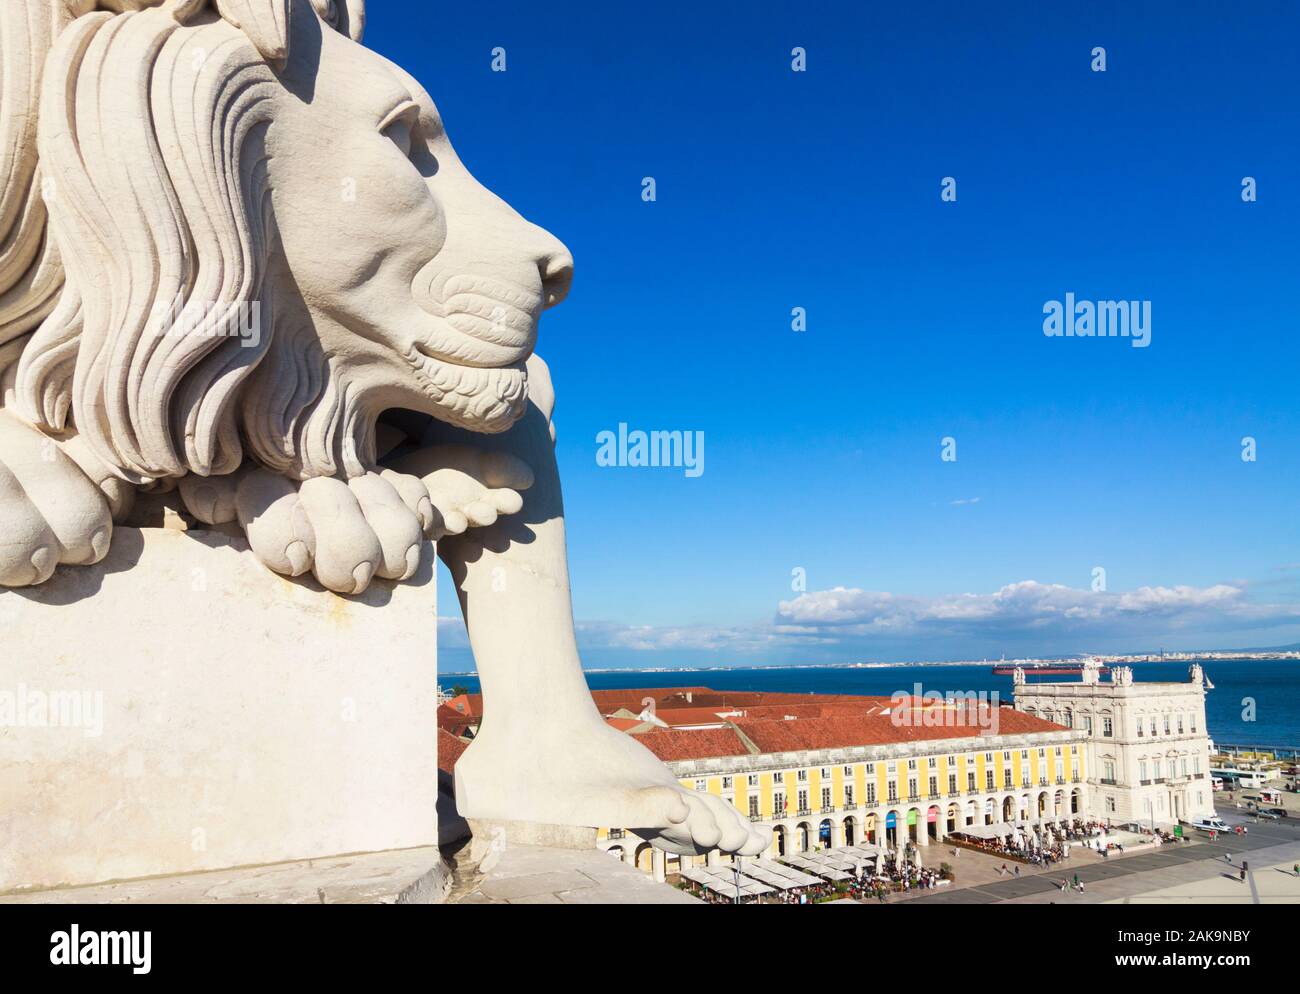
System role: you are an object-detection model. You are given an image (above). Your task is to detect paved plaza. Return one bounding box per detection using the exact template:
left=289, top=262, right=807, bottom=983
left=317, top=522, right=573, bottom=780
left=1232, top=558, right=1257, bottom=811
left=904, top=809, right=1300, bottom=904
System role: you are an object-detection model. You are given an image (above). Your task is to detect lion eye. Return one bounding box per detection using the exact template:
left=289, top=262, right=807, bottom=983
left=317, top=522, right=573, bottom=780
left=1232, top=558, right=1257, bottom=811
left=379, top=102, right=421, bottom=158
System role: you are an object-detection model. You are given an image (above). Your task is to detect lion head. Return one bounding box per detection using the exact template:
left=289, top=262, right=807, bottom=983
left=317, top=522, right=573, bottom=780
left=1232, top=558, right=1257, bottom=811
left=0, top=0, right=572, bottom=486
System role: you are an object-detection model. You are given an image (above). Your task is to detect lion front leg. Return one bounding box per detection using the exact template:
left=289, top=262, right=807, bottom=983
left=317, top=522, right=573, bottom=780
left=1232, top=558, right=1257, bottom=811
left=0, top=407, right=128, bottom=587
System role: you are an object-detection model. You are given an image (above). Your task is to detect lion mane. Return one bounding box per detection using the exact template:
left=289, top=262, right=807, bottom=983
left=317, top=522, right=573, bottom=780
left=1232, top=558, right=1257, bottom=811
left=0, top=0, right=375, bottom=484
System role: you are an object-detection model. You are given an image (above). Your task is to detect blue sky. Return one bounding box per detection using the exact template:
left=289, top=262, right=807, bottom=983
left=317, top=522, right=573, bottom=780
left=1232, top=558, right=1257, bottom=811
left=367, top=1, right=1300, bottom=669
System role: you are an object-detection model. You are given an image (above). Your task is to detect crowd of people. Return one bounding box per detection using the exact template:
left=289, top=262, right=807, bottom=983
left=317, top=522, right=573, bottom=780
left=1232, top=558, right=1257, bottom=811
left=683, top=879, right=839, bottom=904
left=680, top=845, right=954, bottom=904
left=842, top=849, right=950, bottom=901
left=949, top=831, right=1071, bottom=865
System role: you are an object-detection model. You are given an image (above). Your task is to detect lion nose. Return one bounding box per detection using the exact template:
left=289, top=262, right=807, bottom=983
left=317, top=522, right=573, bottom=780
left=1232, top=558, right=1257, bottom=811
left=538, top=242, right=574, bottom=311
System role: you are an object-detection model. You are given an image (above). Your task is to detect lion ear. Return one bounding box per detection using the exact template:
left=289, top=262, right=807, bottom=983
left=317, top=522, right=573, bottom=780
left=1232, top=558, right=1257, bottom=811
left=214, top=0, right=292, bottom=69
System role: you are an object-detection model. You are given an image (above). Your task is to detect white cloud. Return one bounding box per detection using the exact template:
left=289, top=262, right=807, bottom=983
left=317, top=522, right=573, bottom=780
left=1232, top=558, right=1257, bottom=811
left=775, top=580, right=1294, bottom=640
left=573, top=620, right=834, bottom=653
left=444, top=581, right=1300, bottom=665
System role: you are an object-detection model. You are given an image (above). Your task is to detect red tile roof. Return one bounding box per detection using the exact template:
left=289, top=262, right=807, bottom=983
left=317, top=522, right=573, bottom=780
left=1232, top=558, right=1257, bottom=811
left=605, top=717, right=646, bottom=732
left=736, top=707, right=1067, bottom=754
left=438, top=729, right=469, bottom=775
left=434, top=688, right=1071, bottom=770
left=634, top=726, right=750, bottom=762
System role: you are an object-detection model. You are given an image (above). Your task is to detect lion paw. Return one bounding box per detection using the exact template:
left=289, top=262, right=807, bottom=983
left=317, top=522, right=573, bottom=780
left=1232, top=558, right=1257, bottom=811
left=0, top=408, right=114, bottom=587
left=193, top=447, right=533, bottom=595
left=388, top=444, right=534, bottom=540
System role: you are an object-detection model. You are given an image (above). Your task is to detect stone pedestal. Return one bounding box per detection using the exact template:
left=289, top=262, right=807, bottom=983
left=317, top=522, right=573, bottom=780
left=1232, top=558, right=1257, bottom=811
left=0, top=527, right=439, bottom=895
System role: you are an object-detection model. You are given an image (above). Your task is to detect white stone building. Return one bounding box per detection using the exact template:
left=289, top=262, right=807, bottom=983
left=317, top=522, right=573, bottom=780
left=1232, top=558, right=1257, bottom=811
left=1012, top=661, right=1216, bottom=828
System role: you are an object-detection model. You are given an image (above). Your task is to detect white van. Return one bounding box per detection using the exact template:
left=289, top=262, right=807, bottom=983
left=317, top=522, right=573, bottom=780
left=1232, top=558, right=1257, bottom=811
left=1188, top=816, right=1229, bottom=834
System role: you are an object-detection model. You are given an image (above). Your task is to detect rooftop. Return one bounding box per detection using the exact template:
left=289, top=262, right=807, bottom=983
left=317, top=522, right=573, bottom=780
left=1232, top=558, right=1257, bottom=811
left=438, top=687, right=1073, bottom=770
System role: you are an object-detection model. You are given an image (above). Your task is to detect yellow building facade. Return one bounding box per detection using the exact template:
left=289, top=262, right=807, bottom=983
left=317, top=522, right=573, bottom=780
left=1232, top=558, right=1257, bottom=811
left=600, top=727, right=1089, bottom=879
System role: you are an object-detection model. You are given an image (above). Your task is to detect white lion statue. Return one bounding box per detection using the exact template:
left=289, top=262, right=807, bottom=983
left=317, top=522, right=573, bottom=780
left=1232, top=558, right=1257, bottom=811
left=0, top=0, right=763, bottom=858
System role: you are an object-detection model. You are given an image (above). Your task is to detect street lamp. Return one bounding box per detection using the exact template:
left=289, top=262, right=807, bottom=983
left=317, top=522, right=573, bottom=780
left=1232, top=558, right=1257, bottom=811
left=733, top=856, right=742, bottom=905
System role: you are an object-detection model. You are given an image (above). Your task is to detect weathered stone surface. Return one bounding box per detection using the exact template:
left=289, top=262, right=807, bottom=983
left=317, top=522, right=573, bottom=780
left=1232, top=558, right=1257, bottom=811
left=0, top=527, right=438, bottom=893
left=452, top=844, right=700, bottom=906
left=0, top=847, right=450, bottom=905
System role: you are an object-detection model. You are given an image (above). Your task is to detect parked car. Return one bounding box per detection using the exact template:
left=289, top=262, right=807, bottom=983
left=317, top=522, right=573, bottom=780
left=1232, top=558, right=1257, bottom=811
left=1263, top=807, right=1288, bottom=818
left=1255, top=810, right=1280, bottom=821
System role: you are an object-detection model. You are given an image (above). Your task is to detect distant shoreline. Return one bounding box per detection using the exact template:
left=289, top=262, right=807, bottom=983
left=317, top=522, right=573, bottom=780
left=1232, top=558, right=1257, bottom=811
left=440, top=655, right=1297, bottom=679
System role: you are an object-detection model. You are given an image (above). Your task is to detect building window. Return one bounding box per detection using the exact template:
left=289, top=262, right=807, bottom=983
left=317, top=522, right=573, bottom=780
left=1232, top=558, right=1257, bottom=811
left=967, top=772, right=976, bottom=792
left=1104, top=761, right=1115, bottom=783
left=928, top=756, right=937, bottom=768
left=797, top=769, right=808, bottom=782
left=1163, top=716, right=1170, bottom=735
left=1102, top=718, right=1113, bottom=738
left=845, top=785, right=855, bottom=805
left=721, top=776, right=733, bottom=790
left=866, top=763, right=875, bottom=775
left=1106, top=796, right=1116, bottom=813
left=695, top=779, right=707, bottom=791
left=748, top=795, right=760, bottom=818
left=1083, top=716, right=1093, bottom=734
left=908, top=759, right=917, bottom=771
left=984, top=752, right=993, bottom=762
left=1003, top=769, right=1012, bottom=788
left=929, top=775, right=938, bottom=797
left=843, top=766, right=854, bottom=777
left=748, top=774, right=759, bottom=787
left=948, top=774, right=957, bottom=794
left=797, top=789, right=808, bottom=812
left=1139, top=760, right=1148, bottom=782
left=1137, top=719, right=1144, bottom=737
left=907, top=777, right=918, bottom=799
left=1064, top=708, right=1073, bottom=728
left=1150, top=717, right=1157, bottom=737
left=866, top=784, right=877, bottom=805
left=1191, top=714, right=1198, bottom=733
left=985, top=770, right=994, bottom=790
left=1153, top=759, right=1162, bottom=780
left=1002, top=751, right=1011, bottom=761
left=821, top=787, right=832, bottom=809
left=887, top=781, right=898, bottom=802
left=774, top=792, right=786, bottom=814
left=1177, top=715, right=1185, bottom=734
left=820, top=767, right=831, bottom=779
